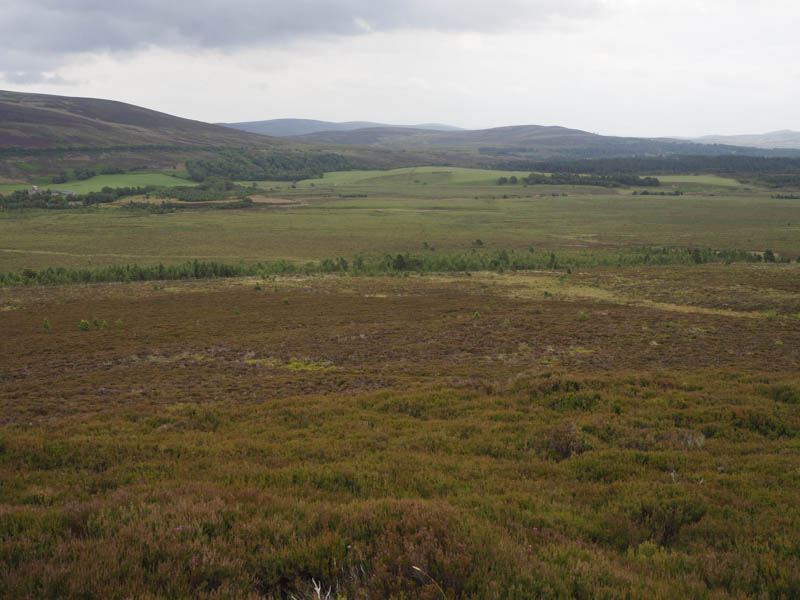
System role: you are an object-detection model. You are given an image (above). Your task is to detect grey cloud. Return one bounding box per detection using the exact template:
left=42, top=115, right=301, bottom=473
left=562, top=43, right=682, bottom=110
left=1, top=0, right=605, bottom=80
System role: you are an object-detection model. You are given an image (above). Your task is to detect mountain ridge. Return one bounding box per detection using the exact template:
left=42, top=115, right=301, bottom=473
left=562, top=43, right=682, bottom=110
left=287, top=124, right=800, bottom=160
left=689, top=130, right=800, bottom=150
left=219, top=118, right=463, bottom=137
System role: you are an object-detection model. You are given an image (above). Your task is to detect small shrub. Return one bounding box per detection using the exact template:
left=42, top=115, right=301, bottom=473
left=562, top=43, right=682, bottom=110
left=542, top=423, right=592, bottom=461
left=254, top=282, right=261, bottom=291
left=78, top=319, right=90, bottom=331
left=766, top=384, right=800, bottom=404
left=578, top=310, right=589, bottom=322
left=233, top=306, right=241, bottom=315
left=92, top=318, right=100, bottom=329
left=283, top=298, right=290, bottom=305
left=628, top=493, right=707, bottom=547
left=42, top=318, right=50, bottom=330
left=547, top=392, right=600, bottom=411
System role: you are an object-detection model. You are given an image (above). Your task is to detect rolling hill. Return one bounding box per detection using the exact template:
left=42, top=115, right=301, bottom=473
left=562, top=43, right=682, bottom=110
left=690, top=130, right=800, bottom=150
left=0, top=91, right=455, bottom=179
left=219, top=118, right=462, bottom=137
left=0, top=90, right=287, bottom=149
left=289, top=124, right=800, bottom=160
left=3, top=89, right=799, bottom=183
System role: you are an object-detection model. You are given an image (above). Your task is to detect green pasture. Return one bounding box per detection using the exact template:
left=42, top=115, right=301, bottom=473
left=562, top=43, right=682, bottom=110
left=654, top=174, right=743, bottom=187
left=2, top=171, right=798, bottom=271
left=243, top=166, right=536, bottom=197
left=0, top=172, right=196, bottom=194
left=306, top=166, right=535, bottom=187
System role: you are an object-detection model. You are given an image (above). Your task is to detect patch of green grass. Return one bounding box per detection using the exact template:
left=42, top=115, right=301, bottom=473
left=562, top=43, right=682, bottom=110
left=654, top=174, right=743, bottom=187
left=2, top=176, right=797, bottom=273
left=0, top=172, right=196, bottom=194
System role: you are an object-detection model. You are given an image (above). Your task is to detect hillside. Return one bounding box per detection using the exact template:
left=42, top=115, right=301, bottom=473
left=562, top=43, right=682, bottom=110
left=220, top=118, right=462, bottom=137
left=0, top=90, right=288, bottom=149
left=0, top=91, right=461, bottom=180
left=292, top=124, right=800, bottom=160
left=691, top=130, right=800, bottom=150
left=4, top=89, right=799, bottom=182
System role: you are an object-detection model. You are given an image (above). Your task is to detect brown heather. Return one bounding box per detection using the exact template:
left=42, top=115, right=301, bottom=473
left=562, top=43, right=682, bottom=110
left=1, top=266, right=799, bottom=598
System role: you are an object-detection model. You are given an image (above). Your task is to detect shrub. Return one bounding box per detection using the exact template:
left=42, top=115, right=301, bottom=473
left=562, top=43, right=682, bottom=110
left=766, top=384, right=800, bottom=404
left=628, top=493, right=707, bottom=546
left=541, top=423, right=592, bottom=461
left=547, top=392, right=600, bottom=411
left=78, top=320, right=90, bottom=331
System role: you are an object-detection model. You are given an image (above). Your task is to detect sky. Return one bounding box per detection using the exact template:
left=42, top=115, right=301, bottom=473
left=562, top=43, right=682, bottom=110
left=1, top=0, right=799, bottom=137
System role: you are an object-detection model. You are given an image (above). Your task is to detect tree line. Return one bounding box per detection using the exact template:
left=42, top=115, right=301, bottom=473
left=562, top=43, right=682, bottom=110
left=492, top=155, right=800, bottom=175
left=2, top=247, right=781, bottom=288
left=0, top=186, right=158, bottom=210
left=185, top=149, right=358, bottom=182
left=499, top=173, right=660, bottom=187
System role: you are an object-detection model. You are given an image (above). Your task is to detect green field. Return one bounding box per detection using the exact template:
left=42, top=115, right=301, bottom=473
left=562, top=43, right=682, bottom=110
left=654, top=174, right=744, bottom=188
left=0, top=172, right=196, bottom=194
left=1, top=167, right=798, bottom=272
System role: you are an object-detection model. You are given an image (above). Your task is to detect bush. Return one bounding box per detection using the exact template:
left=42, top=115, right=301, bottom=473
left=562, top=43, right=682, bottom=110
left=628, top=492, right=707, bottom=546
left=542, top=423, right=592, bottom=461
left=766, top=384, right=800, bottom=404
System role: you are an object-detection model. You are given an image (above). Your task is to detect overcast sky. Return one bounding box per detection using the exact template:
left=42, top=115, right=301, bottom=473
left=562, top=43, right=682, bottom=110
left=1, top=0, right=799, bottom=137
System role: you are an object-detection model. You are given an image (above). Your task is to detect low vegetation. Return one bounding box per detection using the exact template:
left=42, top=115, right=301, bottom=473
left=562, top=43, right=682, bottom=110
left=0, top=247, right=769, bottom=287
left=1, top=161, right=799, bottom=598
left=1, top=268, right=799, bottom=598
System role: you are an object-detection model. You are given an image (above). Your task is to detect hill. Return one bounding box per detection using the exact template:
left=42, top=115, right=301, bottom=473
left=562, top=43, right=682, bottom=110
left=690, top=130, right=800, bottom=150
left=219, top=118, right=463, bottom=137
left=0, top=90, right=288, bottom=149
left=0, top=91, right=459, bottom=180
left=4, top=90, right=799, bottom=183
left=291, top=124, right=800, bottom=160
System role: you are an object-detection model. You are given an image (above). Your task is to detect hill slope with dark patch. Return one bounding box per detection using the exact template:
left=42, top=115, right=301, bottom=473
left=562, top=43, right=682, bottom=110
left=0, top=90, right=287, bottom=149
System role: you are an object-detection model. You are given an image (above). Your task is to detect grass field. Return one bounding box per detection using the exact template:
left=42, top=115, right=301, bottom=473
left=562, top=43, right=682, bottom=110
left=650, top=175, right=744, bottom=188
left=2, top=168, right=799, bottom=272
left=0, top=172, right=196, bottom=194
left=1, top=265, right=799, bottom=598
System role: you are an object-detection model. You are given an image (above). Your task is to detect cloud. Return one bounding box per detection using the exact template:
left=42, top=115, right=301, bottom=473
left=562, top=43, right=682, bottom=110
left=0, top=0, right=605, bottom=81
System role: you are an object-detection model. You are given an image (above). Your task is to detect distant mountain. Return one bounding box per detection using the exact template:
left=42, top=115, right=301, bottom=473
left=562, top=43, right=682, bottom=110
left=219, top=118, right=463, bottom=137
left=290, top=124, right=800, bottom=160
left=0, top=89, right=286, bottom=149
left=4, top=89, right=799, bottom=180
left=690, top=130, right=800, bottom=150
